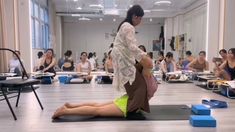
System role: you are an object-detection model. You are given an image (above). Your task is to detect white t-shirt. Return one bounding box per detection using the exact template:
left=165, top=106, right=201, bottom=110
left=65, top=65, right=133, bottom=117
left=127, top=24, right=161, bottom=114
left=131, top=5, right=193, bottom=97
left=78, top=61, right=90, bottom=73
left=9, top=59, right=21, bottom=73
left=89, top=58, right=96, bottom=71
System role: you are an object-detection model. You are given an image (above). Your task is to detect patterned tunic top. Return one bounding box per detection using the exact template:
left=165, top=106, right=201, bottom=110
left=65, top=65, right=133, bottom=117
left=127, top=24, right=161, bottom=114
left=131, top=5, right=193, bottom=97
left=111, top=22, right=146, bottom=91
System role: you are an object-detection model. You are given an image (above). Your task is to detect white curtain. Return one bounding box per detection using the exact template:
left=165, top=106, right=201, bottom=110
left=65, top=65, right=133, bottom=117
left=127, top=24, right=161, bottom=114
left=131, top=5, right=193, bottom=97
left=0, top=0, right=8, bottom=72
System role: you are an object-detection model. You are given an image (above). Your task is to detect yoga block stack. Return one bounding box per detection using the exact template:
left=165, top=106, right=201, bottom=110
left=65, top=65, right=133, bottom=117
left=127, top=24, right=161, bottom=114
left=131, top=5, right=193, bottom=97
left=192, top=105, right=210, bottom=115
left=190, top=105, right=216, bottom=127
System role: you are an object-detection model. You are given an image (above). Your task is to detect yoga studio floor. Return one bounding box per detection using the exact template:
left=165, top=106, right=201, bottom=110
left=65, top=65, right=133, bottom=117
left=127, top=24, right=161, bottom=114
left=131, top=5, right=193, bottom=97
left=1, top=79, right=235, bottom=132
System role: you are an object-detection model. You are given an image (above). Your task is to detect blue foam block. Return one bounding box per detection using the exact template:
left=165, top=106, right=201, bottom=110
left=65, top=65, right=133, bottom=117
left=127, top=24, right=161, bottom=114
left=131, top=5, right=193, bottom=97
left=190, top=115, right=216, bottom=127
left=192, top=105, right=210, bottom=115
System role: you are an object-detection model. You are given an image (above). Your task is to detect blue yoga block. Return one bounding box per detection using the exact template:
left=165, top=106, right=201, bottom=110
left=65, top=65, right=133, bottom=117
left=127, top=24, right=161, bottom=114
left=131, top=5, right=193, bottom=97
left=192, top=105, right=210, bottom=115
left=190, top=115, right=216, bottom=127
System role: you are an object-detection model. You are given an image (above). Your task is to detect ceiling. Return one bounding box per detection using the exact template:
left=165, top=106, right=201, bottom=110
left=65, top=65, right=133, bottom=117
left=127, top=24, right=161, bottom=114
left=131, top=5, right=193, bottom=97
left=51, top=0, right=200, bottom=18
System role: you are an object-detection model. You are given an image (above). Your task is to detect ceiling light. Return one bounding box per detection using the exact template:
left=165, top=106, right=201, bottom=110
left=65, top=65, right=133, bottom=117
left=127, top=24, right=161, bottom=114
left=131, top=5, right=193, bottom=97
left=99, top=18, right=103, bottom=21
left=113, top=18, right=116, bottom=22
left=73, top=0, right=78, bottom=2
left=89, top=4, right=104, bottom=9
left=149, top=18, right=153, bottom=22
left=71, top=14, right=81, bottom=17
left=154, top=1, right=172, bottom=5
left=144, top=10, right=151, bottom=13
left=151, top=9, right=167, bottom=12
left=129, top=5, right=133, bottom=7
left=76, top=7, right=82, bottom=10
left=79, top=17, right=91, bottom=21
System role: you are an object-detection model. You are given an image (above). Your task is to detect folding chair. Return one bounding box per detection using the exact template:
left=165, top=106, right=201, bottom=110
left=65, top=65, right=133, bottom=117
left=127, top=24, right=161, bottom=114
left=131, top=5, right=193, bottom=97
left=0, top=48, right=43, bottom=120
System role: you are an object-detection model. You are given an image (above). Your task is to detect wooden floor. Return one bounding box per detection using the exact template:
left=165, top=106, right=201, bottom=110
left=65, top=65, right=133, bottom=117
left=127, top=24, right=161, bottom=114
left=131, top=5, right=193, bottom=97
left=1, top=79, right=235, bottom=132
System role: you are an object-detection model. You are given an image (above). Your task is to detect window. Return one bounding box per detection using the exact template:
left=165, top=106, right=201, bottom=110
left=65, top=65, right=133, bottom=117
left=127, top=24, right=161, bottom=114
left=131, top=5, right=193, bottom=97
left=31, top=0, right=49, bottom=49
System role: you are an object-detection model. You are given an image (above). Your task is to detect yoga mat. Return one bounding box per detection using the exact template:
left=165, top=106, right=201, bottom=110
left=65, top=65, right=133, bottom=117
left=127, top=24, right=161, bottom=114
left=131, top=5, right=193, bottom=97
left=52, top=105, right=191, bottom=122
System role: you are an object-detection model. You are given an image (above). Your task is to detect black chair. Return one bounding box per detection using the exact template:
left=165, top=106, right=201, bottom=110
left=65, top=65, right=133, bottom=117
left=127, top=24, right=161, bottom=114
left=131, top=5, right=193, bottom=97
left=0, top=48, right=43, bottom=120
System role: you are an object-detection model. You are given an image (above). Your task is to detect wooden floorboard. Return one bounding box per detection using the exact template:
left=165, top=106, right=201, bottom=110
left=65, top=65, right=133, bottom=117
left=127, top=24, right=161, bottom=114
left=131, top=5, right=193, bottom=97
left=1, top=80, right=235, bottom=132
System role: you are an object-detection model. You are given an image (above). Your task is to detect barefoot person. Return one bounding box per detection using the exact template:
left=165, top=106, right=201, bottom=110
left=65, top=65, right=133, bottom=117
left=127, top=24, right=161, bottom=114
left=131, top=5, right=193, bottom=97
left=52, top=5, right=153, bottom=120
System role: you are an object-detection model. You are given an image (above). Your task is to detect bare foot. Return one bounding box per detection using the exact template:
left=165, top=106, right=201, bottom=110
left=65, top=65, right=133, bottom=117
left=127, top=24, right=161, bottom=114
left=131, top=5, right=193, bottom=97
left=52, top=106, right=67, bottom=119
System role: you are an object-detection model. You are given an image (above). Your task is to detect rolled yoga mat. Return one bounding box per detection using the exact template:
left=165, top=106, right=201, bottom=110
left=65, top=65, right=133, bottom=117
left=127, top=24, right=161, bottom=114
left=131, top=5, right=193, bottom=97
left=52, top=105, right=192, bottom=122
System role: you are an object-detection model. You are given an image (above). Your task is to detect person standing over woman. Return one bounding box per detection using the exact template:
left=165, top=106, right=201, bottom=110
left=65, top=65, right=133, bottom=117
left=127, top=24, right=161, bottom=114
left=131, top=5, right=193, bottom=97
left=51, top=5, right=155, bottom=120
left=111, top=5, right=153, bottom=119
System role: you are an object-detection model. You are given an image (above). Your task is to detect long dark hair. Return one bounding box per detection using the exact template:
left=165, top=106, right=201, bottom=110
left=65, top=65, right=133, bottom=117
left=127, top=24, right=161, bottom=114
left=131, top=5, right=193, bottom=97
left=117, top=5, right=144, bottom=32
left=45, top=48, right=54, bottom=57
left=228, top=48, right=235, bottom=57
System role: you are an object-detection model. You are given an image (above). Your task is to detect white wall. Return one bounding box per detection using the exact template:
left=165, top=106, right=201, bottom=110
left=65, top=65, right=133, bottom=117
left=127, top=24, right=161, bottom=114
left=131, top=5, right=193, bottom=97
left=63, top=20, right=163, bottom=64
left=224, top=0, right=235, bottom=50
left=164, top=1, right=207, bottom=59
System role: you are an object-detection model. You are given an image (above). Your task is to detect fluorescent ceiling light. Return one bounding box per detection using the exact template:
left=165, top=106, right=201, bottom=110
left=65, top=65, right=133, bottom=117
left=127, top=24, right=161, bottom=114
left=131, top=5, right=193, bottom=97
left=73, top=0, right=78, bottom=1
left=76, top=7, right=82, bottom=10
left=151, top=9, right=167, bottom=12
left=144, top=10, right=151, bottom=13
left=89, top=4, right=104, bottom=8
left=79, top=17, right=91, bottom=21
left=154, top=1, right=172, bottom=5
left=104, top=9, right=119, bottom=15
left=71, top=14, right=81, bottom=17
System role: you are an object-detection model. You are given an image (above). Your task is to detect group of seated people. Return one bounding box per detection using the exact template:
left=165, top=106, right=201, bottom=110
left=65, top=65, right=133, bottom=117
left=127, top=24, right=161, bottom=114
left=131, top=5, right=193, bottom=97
left=155, top=48, right=235, bottom=81
left=7, top=46, right=235, bottom=82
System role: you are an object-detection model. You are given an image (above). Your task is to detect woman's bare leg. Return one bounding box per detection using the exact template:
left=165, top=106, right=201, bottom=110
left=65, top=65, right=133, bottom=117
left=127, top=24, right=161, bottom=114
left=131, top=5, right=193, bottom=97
left=52, top=103, right=123, bottom=119
left=64, top=101, right=113, bottom=108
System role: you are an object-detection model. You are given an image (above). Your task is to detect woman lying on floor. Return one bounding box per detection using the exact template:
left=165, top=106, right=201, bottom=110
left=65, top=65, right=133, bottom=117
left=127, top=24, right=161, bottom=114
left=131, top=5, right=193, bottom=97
left=52, top=95, right=130, bottom=119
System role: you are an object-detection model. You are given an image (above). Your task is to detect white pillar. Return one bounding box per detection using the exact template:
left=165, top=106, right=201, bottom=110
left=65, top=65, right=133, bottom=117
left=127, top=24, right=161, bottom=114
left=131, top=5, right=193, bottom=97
left=206, top=0, right=220, bottom=70
left=224, top=0, right=235, bottom=49
left=55, top=16, right=62, bottom=60
left=18, top=0, right=32, bottom=71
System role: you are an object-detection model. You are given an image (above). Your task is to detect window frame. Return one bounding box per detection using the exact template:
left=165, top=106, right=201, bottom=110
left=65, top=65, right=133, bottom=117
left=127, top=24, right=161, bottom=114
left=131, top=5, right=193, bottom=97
left=31, top=0, right=50, bottom=49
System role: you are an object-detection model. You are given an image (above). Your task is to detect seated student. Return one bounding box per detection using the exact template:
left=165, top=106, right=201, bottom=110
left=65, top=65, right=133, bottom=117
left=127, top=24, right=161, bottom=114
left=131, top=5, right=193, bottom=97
left=34, top=51, right=44, bottom=72
left=62, top=50, right=74, bottom=71
left=215, top=48, right=235, bottom=80
left=138, top=45, right=146, bottom=52
left=93, top=52, right=98, bottom=68
left=176, top=58, right=184, bottom=70
left=88, top=52, right=96, bottom=71
left=160, top=52, right=177, bottom=73
left=213, top=49, right=227, bottom=66
left=58, top=50, right=73, bottom=69
left=8, top=50, right=23, bottom=76
left=76, top=52, right=93, bottom=81
left=187, top=51, right=209, bottom=72
left=160, top=52, right=177, bottom=80
left=154, top=51, right=164, bottom=71
left=182, top=51, right=194, bottom=69
left=39, top=49, right=56, bottom=74
left=102, top=52, right=108, bottom=68
left=105, top=50, right=113, bottom=73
